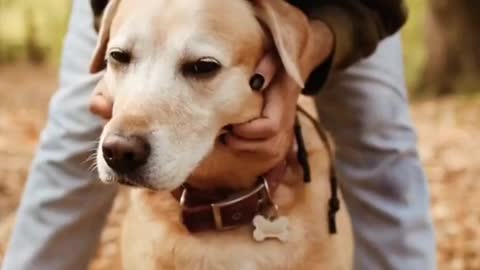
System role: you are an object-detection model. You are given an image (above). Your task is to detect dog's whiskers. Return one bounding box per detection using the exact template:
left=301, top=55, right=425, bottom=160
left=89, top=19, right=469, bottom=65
left=87, top=139, right=101, bottom=151
left=88, top=161, right=98, bottom=173
left=82, top=140, right=101, bottom=166
left=85, top=152, right=97, bottom=162
left=83, top=152, right=98, bottom=167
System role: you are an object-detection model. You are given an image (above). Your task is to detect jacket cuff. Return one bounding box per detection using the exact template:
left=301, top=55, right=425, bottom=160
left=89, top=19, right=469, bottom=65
left=301, top=48, right=334, bottom=95
left=310, top=5, right=372, bottom=70
left=301, top=5, right=378, bottom=95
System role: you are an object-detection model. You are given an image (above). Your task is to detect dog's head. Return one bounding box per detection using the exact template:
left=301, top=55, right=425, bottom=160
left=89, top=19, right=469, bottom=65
left=92, top=0, right=326, bottom=190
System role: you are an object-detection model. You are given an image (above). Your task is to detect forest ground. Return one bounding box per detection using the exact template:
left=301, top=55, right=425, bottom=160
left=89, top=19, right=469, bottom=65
left=0, top=64, right=478, bottom=269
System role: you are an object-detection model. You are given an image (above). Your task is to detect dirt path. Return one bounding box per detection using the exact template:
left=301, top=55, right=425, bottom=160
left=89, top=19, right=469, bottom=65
left=0, top=64, right=478, bottom=269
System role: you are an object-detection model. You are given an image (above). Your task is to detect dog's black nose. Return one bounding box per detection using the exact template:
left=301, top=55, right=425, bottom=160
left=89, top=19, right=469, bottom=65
left=102, top=134, right=150, bottom=174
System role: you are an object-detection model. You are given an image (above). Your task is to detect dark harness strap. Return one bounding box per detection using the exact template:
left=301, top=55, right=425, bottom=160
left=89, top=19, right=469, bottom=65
left=294, top=118, right=311, bottom=183
left=296, top=105, right=340, bottom=235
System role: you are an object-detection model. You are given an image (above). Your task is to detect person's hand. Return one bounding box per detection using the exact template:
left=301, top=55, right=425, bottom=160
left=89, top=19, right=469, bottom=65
left=225, top=18, right=335, bottom=160
left=89, top=90, right=113, bottom=120
left=224, top=52, right=302, bottom=159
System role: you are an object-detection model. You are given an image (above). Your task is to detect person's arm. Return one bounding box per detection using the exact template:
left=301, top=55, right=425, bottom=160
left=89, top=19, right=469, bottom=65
left=289, top=0, right=408, bottom=94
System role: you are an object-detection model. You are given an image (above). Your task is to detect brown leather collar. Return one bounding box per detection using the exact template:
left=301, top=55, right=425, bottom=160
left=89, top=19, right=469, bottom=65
left=172, top=162, right=287, bottom=233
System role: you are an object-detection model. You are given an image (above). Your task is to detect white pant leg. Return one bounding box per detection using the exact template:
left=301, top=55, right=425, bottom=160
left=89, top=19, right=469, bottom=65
left=316, top=34, right=436, bottom=270
left=1, top=1, right=117, bottom=270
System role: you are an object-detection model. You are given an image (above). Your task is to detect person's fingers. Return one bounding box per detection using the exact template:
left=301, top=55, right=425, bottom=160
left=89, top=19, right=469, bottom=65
left=262, top=76, right=300, bottom=133
left=225, top=134, right=276, bottom=156
left=262, top=80, right=287, bottom=119
left=232, top=75, right=297, bottom=139
left=251, top=51, right=279, bottom=91
left=231, top=117, right=278, bottom=139
left=232, top=53, right=299, bottom=140
left=232, top=89, right=283, bottom=139
left=225, top=133, right=288, bottom=158
left=89, top=94, right=113, bottom=119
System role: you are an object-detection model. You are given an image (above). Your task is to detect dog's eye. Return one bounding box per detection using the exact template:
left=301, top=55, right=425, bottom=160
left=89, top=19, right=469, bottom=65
left=108, top=49, right=131, bottom=65
left=183, top=57, right=221, bottom=77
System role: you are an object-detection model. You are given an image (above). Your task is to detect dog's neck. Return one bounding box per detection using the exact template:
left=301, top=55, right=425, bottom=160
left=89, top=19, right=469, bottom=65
left=186, top=138, right=297, bottom=192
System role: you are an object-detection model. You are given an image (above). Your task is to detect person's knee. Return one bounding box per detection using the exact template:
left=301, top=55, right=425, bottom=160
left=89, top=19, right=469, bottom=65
left=319, top=87, right=418, bottom=154
left=356, top=89, right=416, bottom=146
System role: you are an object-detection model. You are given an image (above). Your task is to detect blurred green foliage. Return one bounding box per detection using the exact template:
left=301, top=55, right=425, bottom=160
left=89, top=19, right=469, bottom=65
left=0, top=0, right=426, bottom=90
left=0, top=0, right=71, bottom=65
left=402, top=0, right=426, bottom=90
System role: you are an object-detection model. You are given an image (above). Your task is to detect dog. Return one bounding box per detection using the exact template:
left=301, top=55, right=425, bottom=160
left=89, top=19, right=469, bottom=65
left=91, top=0, right=353, bottom=269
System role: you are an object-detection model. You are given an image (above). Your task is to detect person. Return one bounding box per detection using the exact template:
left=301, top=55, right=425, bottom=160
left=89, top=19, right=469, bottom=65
left=1, top=0, right=436, bottom=270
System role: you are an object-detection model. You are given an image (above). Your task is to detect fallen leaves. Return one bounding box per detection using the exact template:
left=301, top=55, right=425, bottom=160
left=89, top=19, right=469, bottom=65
left=413, top=97, right=480, bottom=270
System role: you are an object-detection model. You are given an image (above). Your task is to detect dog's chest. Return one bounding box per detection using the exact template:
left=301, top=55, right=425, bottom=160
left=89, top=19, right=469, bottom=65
left=121, top=192, right=324, bottom=270
left=120, top=146, right=352, bottom=270
left=168, top=233, right=308, bottom=270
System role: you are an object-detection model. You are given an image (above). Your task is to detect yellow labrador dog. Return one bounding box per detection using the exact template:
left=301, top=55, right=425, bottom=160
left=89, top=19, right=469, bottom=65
left=91, top=0, right=353, bottom=269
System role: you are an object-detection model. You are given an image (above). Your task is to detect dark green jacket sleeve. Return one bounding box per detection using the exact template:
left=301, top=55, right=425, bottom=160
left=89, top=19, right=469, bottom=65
left=289, top=0, right=408, bottom=94
left=92, top=0, right=406, bottom=68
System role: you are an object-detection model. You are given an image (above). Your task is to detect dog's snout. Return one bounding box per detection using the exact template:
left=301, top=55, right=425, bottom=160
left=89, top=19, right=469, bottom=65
left=102, top=134, right=150, bottom=174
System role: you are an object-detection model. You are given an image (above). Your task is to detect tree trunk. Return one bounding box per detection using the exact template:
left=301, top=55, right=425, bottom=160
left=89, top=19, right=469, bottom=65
left=420, top=0, right=480, bottom=96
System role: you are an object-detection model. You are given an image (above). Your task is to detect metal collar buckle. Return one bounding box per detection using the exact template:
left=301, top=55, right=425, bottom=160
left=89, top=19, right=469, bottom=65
left=262, top=176, right=280, bottom=220
left=211, top=180, right=268, bottom=230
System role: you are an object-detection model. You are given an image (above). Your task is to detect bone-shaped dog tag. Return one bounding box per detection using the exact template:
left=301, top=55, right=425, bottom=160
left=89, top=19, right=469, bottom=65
left=252, top=215, right=289, bottom=242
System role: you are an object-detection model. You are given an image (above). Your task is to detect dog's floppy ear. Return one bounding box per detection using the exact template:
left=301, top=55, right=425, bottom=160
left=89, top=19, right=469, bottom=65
left=252, top=0, right=328, bottom=88
left=90, top=0, right=122, bottom=73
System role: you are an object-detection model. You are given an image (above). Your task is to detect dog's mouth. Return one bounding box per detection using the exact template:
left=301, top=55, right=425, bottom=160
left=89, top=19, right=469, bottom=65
left=117, top=178, right=140, bottom=187
left=216, top=124, right=233, bottom=145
